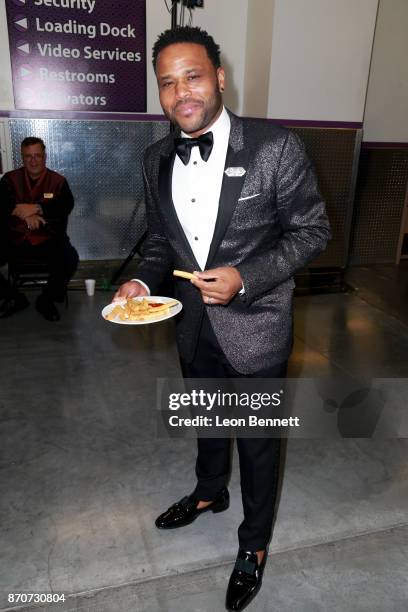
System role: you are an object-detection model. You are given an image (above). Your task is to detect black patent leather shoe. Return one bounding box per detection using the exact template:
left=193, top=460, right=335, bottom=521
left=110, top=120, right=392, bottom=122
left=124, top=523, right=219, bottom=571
left=155, top=487, right=229, bottom=529
left=226, top=549, right=267, bottom=611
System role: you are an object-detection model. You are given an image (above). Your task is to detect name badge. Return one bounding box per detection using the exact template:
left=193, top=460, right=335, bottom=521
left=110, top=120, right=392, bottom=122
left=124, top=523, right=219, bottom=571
left=44, top=193, right=54, bottom=199
left=224, top=167, right=246, bottom=177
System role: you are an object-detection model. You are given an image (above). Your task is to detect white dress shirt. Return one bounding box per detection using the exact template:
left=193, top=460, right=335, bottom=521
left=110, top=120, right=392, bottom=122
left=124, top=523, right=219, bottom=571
left=134, top=107, right=234, bottom=295
left=172, top=106, right=231, bottom=270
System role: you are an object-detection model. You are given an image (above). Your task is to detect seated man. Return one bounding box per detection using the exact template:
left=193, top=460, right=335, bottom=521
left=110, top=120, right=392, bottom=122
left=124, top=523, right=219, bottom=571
left=0, top=136, right=78, bottom=321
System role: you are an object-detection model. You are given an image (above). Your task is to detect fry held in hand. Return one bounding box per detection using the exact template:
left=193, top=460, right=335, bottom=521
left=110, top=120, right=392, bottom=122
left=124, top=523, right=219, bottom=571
left=173, top=269, right=195, bottom=280
left=105, top=298, right=178, bottom=322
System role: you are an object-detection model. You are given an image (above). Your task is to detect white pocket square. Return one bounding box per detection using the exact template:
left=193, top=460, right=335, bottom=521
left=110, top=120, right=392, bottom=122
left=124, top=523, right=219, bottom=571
left=225, top=166, right=246, bottom=177
left=238, top=193, right=261, bottom=202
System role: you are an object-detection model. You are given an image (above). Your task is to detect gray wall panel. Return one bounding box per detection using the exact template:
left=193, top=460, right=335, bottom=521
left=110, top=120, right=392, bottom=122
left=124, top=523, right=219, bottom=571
left=292, top=127, right=360, bottom=268
left=350, top=148, right=408, bottom=265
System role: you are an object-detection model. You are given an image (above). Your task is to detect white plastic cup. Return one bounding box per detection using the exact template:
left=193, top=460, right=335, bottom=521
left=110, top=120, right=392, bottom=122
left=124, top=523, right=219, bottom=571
left=85, top=279, right=96, bottom=296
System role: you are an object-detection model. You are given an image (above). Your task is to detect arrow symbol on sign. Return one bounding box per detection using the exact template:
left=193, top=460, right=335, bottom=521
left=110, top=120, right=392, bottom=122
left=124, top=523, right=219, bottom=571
left=17, top=42, right=30, bottom=54
left=20, top=66, right=32, bottom=78
left=15, top=17, right=28, bottom=30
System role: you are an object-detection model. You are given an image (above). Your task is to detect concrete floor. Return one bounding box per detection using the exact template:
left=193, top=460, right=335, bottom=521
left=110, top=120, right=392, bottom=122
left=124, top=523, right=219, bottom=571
left=0, top=270, right=408, bottom=611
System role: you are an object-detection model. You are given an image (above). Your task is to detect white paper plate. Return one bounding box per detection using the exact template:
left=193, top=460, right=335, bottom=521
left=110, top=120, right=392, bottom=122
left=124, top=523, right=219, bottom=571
left=102, top=296, right=182, bottom=325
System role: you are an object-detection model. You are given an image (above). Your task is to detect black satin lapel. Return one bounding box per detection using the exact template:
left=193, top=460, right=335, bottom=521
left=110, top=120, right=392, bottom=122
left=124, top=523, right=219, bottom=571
left=205, top=146, right=250, bottom=268
left=158, top=151, right=174, bottom=215
left=158, top=151, right=200, bottom=270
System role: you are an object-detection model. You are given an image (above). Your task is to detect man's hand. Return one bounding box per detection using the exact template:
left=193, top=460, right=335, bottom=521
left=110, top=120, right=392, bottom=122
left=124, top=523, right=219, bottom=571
left=26, top=214, right=46, bottom=230
left=113, top=280, right=148, bottom=302
left=12, top=204, right=41, bottom=220
left=191, top=267, right=243, bottom=306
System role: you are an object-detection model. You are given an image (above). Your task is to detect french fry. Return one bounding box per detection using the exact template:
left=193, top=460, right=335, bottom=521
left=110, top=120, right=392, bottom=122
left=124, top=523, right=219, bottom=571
left=173, top=269, right=195, bottom=280
left=105, top=305, right=123, bottom=321
left=140, top=302, right=173, bottom=314
left=132, top=310, right=169, bottom=321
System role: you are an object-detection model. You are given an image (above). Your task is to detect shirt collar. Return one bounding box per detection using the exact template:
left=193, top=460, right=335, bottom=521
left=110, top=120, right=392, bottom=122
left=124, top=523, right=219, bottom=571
left=181, top=106, right=230, bottom=143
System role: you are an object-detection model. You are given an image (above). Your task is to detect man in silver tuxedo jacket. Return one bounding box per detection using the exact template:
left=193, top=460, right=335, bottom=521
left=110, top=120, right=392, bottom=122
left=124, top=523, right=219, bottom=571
left=115, top=26, right=331, bottom=611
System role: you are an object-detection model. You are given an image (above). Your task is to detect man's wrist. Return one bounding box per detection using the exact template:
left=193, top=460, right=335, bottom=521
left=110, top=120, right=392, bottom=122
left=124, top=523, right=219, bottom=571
left=233, top=266, right=246, bottom=300
left=131, top=279, right=150, bottom=295
left=232, top=267, right=245, bottom=295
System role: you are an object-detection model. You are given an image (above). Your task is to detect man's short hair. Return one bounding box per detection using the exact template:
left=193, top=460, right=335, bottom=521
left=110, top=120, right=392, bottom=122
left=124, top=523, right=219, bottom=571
left=21, top=137, right=46, bottom=151
left=152, top=26, right=221, bottom=71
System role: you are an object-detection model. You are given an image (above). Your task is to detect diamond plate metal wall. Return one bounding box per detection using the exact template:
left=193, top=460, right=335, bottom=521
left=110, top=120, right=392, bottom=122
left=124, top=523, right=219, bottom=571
left=349, top=148, right=408, bottom=265
left=9, top=119, right=168, bottom=260
left=8, top=120, right=360, bottom=268
left=291, top=127, right=361, bottom=268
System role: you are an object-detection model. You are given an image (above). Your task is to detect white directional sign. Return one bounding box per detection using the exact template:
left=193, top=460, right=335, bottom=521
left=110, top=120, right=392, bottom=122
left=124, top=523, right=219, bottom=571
left=15, top=17, right=28, bottom=29
left=17, top=42, right=30, bottom=54
left=20, top=66, right=32, bottom=78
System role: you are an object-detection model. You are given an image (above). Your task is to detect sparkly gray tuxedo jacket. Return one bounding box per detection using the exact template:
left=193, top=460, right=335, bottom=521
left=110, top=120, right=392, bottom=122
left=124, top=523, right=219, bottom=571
left=136, top=110, right=331, bottom=374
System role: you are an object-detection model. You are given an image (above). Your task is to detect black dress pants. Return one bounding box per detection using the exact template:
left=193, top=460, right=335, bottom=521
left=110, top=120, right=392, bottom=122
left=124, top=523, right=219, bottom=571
left=180, top=311, right=287, bottom=551
left=8, top=239, right=79, bottom=301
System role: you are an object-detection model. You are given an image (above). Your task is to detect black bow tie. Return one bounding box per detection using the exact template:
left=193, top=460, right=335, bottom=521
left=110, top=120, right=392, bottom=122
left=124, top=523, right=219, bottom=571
left=174, top=131, right=214, bottom=166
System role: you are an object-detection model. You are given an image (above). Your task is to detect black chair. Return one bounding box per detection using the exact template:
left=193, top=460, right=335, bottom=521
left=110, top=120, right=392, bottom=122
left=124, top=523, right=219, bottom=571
left=8, top=257, right=51, bottom=290
left=7, top=257, right=69, bottom=306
